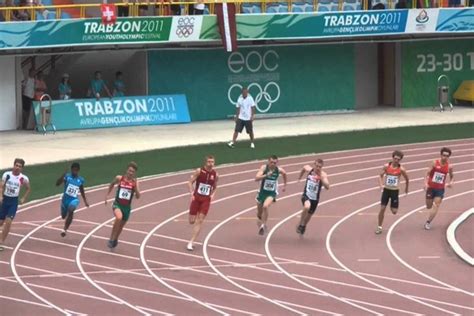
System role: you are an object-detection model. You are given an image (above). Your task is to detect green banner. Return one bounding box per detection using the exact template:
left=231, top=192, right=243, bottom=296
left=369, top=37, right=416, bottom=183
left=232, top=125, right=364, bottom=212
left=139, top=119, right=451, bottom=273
left=0, top=17, right=171, bottom=49
left=148, top=45, right=354, bottom=121
left=402, top=39, right=474, bottom=107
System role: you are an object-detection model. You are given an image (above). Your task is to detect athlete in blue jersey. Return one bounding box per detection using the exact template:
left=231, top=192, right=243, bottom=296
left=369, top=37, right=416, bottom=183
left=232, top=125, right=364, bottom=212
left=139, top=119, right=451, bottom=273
left=56, top=162, right=89, bottom=237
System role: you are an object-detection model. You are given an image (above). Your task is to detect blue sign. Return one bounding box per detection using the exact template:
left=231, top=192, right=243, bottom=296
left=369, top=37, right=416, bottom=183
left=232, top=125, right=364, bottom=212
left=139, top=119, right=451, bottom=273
left=436, top=9, right=474, bottom=32
left=33, top=94, right=190, bottom=130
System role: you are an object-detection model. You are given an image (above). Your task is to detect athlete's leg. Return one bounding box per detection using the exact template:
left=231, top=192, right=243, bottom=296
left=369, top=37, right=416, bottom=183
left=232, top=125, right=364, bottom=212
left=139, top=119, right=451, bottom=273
left=261, top=196, right=274, bottom=225
left=300, top=200, right=312, bottom=227
left=377, top=204, right=387, bottom=227
left=0, top=218, right=13, bottom=244
left=426, top=196, right=443, bottom=225
left=110, top=208, right=123, bottom=241
left=189, top=212, right=206, bottom=246
left=256, top=201, right=263, bottom=227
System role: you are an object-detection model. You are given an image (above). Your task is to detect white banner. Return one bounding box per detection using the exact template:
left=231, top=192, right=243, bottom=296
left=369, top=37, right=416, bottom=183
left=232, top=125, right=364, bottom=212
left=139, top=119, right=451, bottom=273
left=406, top=9, right=439, bottom=33
left=169, top=16, right=203, bottom=42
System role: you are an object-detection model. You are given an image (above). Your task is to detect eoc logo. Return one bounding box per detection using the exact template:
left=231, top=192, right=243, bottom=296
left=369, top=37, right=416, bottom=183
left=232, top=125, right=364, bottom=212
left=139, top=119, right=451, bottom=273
left=176, top=17, right=195, bottom=38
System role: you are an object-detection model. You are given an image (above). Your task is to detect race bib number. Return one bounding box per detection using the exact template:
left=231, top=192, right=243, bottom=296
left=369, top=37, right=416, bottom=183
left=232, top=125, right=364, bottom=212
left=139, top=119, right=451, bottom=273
left=385, top=175, right=399, bottom=187
left=197, top=183, right=212, bottom=196
left=263, top=179, right=277, bottom=191
left=119, top=188, right=132, bottom=200
left=306, top=180, right=319, bottom=200
left=5, top=185, right=19, bottom=197
left=65, top=183, right=80, bottom=198
left=432, top=172, right=445, bottom=184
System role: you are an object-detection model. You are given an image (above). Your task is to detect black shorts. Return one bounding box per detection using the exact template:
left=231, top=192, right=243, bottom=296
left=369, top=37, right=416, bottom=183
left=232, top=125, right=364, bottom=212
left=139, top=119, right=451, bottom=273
left=235, top=119, right=253, bottom=134
left=381, top=188, right=399, bottom=209
left=301, top=194, right=319, bottom=214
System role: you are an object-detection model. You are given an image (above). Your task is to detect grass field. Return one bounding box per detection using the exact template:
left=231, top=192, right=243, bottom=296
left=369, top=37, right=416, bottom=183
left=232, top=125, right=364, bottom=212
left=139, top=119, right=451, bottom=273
left=2, top=122, right=473, bottom=202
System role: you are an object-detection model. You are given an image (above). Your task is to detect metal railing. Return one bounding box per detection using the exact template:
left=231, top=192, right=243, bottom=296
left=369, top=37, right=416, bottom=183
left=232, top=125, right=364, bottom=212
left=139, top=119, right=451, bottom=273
left=0, top=0, right=456, bottom=22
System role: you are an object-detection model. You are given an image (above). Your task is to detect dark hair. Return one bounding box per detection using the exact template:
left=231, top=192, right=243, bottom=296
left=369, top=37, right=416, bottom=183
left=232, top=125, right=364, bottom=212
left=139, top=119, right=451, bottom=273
left=315, top=158, right=324, bottom=165
left=205, top=155, right=215, bottom=161
left=269, top=155, right=278, bottom=160
left=116, top=71, right=123, bottom=77
left=14, top=158, right=25, bottom=167
left=392, top=150, right=404, bottom=159
left=94, top=70, right=101, bottom=76
left=71, top=162, right=80, bottom=170
left=440, top=147, right=452, bottom=156
left=128, top=161, right=138, bottom=171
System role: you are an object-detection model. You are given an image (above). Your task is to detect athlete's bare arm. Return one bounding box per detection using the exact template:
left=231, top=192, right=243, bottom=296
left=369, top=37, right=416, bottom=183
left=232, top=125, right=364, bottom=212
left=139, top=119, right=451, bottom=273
left=188, top=168, right=201, bottom=195
left=80, top=185, right=90, bottom=207
left=135, top=179, right=141, bottom=199
left=321, top=171, right=330, bottom=190
left=447, top=166, right=454, bottom=188
left=401, top=166, right=409, bottom=194
left=255, top=165, right=269, bottom=181
left=20, top=181, right=31, bottom=205
left=234, top=106, right=240, bottom=122
left=298, top=165, right=312, bottom=181
left=211, top=172, right=219, bottom=200
left=379, top=164, right=388, bottom=189
left=279, top=167, right=288, bottom=192
left=55, top=169, right=67, bottom=186
left=104, top=175, right=121, bottom=204
left=424, top=161, right=436, bottom=190
left=0, top=179, right=4, bottom=204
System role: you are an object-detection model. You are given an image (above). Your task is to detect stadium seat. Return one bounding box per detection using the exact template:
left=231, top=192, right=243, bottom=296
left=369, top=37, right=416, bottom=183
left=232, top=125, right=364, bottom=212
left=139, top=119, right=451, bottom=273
left=241, top=3, right=262, bottom=14
left=291, top=2, right=314, bottom=12
left=265, top=3, right=289, bottom=13
left=343, top=0, right=362, bottom=10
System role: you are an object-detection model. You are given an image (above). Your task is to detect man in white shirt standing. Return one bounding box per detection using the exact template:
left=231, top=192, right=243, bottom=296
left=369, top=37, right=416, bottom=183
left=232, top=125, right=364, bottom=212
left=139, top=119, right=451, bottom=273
left=21, top=69, right=35, bottom=129
left=228, top=87, right=256, bottom=149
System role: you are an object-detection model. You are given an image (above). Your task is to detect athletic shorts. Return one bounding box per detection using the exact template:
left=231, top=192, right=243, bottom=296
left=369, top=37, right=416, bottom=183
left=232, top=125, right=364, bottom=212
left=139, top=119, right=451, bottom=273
left=381, top=188, right=399, bottom=209
left=0, top=198, right=19, bottom=220
left=112, top=202, right=132, bottom=222
left=426, top=187, right=445, bottom=199
left=61, top=198, right=80, bottom=219
left=189, top=194, right=211, bottom=216
left=256, top=191, right=276, bottom=204
left=301, top=194, right=319, bottom=214
left=235, top=119, right=253, bottom=134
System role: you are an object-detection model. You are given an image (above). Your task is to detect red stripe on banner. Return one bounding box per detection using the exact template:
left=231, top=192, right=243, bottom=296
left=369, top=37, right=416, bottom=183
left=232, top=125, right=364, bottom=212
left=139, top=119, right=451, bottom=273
left=215, top=3, right=238, bottom=52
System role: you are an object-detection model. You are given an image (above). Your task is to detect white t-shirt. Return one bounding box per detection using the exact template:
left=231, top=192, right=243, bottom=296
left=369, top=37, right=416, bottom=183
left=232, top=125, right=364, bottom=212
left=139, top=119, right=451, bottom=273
left=23, top=77, right=35, bottom=99
left=2, top=171, right=29, bottom=198
left=236, top=94, right=255, bottom=121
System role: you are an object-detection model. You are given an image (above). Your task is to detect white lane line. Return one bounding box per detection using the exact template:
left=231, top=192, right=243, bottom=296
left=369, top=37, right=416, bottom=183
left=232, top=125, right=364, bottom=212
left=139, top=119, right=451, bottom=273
left=203, top=183, right=380, bottom=315
left=344, top=298, right=421, bottom=315
left=16, top=138, right=474, bottom=214
left=11, top=140, right=473, bottom=312
left=446, top=208, right=474, bottom=266
left=263, top=170, right=472, bottom=313
left=0, top=294, right=52, bottom=309
left=410, top=295, right=474, bottom=311
left=357, top=259, right=380, bottom=262
left=325, top=177, right=474, bottom=315
left=417, top=256, right=441, bottom=259
left=387, top=190, right=474, bottom=297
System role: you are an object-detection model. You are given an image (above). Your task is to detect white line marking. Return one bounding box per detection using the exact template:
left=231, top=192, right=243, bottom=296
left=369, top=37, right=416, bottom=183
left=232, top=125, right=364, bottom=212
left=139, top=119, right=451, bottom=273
left=446, top=208, right=474, bottom=266
left=357, top=259, right=381, bottom=262
left=387, top=190, right=474, bottom=297
left=418, top=256, right=441, bottom=259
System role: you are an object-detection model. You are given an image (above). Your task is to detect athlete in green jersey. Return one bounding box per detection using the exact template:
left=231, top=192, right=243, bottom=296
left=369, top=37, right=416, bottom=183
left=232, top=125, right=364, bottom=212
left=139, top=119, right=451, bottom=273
left=255, top=155, right=287, bottom=236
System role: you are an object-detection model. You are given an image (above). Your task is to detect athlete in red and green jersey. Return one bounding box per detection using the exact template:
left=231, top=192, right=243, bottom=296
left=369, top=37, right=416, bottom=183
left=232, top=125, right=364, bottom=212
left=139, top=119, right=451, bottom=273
left=104, top=161, right=141, bottom=249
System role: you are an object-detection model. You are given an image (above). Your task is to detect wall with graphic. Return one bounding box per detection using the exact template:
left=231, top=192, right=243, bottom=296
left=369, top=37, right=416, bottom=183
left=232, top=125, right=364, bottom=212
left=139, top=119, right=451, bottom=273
left=148, top=45, right=355, bottom=121
left=401, top=39, right=474, bottom=107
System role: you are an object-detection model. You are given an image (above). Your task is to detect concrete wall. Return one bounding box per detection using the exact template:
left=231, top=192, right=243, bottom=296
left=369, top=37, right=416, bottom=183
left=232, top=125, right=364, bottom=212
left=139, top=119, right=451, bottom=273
left=0, top=56, right=17, bottom=131
left=354, top=43, right=378, bottom=109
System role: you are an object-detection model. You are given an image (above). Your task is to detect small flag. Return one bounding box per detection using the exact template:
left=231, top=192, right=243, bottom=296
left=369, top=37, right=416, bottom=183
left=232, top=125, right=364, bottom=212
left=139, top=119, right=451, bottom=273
left=101, top=4, right=117, bottom=25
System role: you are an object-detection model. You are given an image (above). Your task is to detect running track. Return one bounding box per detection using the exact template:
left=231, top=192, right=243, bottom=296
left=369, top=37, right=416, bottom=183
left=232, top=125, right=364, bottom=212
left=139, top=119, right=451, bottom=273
left=1, top=139, right=473, bottom=315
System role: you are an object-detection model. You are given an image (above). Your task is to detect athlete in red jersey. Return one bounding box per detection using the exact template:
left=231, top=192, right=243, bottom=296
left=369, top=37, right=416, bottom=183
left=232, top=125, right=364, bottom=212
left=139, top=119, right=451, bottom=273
left=187, top=155, right=219, bottom=251
left=375, top=150, right=409, bottom=234
left=104, top=161, right=141, bottom=249
left=423, top=147, right=454, bottom=230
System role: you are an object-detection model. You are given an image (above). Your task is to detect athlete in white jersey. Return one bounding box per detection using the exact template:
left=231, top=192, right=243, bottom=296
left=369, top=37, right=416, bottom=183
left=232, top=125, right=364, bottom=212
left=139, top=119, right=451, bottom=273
left=296, top=159, right=329, bottom=236
left=0, top=158, right=31, bottom=251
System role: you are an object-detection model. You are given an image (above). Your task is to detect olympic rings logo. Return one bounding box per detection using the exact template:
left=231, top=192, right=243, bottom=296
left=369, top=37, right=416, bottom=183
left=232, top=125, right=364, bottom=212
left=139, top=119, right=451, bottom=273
left=176, top=17, right=195, bottom=38
left=227, top=82, right=280, bottom=113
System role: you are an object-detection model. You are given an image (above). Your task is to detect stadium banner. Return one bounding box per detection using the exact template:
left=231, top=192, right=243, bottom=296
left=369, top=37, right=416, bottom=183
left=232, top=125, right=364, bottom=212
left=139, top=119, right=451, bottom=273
left=401, top=39, right=474, bottom=108
left=0, top=9, right=473, bottom=50
left=32, top=95, right=190, bottom=130
left=200, top=10, right=409, bottom=40
left=148, top=45, right=355, bottom=121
